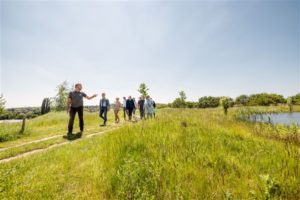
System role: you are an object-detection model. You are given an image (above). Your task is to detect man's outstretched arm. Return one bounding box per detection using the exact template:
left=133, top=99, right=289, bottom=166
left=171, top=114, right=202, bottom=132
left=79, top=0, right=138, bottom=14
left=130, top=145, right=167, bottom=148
left=85, top=94, right=97, bottom=100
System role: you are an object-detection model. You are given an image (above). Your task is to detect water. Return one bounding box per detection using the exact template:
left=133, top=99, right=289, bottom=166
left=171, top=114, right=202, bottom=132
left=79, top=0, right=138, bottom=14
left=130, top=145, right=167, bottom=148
left=251, top=112, right=300, bottom=126
left=0, top=119, right=22, bottom=124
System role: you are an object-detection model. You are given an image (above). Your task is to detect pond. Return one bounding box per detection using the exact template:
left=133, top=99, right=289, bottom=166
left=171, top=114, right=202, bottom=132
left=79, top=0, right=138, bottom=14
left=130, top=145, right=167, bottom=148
left=0, top=119, right=23, bottom=124
left=251, top=112, right=300, bottom=126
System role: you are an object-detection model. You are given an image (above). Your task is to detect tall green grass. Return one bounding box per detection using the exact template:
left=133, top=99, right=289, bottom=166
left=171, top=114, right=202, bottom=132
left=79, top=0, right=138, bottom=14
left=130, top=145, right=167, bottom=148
left=0, top=108, right=299, bottom=199
left=0, top=111, right=116, bottom=147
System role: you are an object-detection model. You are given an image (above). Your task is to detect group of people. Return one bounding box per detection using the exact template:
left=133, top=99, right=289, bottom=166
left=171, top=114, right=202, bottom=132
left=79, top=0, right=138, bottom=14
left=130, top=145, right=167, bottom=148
left=66, top=83, right=156, bottom=137
left=118, top=95, right=156, bottom=122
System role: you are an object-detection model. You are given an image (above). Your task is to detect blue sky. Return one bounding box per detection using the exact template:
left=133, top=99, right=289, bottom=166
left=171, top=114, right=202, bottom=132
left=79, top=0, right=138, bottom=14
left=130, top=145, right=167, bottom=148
left=1, top=0, right=299, bottom=108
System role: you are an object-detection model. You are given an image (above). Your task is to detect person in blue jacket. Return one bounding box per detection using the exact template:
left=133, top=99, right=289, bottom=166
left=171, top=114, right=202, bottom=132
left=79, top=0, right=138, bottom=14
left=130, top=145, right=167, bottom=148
left=126, top=96, right=135, bottom=121
left=99, top=93, right=110, bottom=126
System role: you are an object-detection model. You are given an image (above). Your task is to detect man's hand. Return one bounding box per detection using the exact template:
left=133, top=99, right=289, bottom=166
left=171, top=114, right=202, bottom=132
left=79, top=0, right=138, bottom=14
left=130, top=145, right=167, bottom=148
left=93, top=94, right=98, bottom=98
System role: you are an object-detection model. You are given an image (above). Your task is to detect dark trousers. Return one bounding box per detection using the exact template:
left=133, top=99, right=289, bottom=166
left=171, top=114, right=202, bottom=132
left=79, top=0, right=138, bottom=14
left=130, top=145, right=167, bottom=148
left=128, top=108, right=133, bottom=120
left=100, top=107, right=108, bottom=124
left=68, top=106, right=84, bottom=133
left=139, top=109, right=145, bottom=119
left=123, top=107, right=127, bottom=119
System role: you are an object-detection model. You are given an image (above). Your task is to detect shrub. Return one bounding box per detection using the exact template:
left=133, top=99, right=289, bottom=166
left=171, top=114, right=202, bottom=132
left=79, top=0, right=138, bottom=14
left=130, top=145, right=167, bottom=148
left=235, top=95, right=249, bottom=106
left=172, top=98, right=186, bottom=108
left=220, top=97, right=234, bottom=115
left=287, top=97, right=293, bottom=112
left=198, top=96, right=220, bottom=108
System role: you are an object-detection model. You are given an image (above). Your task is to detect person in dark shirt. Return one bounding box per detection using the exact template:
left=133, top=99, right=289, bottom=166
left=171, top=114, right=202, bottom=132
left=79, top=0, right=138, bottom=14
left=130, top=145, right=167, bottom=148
left=66, top=83, right=97, bottom=138
left=126, top=96, right=135, bottom=121
left=99, top=93, right=110, bottom=126
left=138, top=96, right=145, bottom=119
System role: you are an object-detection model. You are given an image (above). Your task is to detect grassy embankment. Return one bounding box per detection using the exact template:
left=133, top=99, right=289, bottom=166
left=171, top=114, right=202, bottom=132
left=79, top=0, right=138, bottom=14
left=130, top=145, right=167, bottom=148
left=0, top=106, right=299, bottom=199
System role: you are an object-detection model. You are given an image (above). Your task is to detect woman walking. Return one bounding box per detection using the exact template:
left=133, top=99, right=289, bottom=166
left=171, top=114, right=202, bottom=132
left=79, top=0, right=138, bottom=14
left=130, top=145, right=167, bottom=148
left=144, top=96, right=154, bottom=119
left=114, top=97, right=122, bottom=123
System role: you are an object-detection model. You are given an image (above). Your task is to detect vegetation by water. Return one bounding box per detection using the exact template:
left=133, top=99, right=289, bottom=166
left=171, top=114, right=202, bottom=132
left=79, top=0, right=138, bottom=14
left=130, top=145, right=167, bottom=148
left=0, top=107, right=299, bottom=199
left=170, top=92, right=300, bottom=109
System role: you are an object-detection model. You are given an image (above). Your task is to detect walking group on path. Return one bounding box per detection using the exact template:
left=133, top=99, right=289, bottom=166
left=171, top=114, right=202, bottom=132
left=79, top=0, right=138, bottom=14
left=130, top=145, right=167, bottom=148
left=66, top=83, right=156, bottom=138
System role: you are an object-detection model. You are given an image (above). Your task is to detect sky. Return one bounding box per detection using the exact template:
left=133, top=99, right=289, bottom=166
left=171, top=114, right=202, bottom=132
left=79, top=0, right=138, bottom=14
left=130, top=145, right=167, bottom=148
left=0, top=0, right=299, bottom=108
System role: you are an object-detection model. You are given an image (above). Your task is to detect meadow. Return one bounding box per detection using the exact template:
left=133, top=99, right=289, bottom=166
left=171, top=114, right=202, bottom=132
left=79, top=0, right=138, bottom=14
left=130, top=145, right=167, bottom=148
left=0, top=106, right=299, bottom=199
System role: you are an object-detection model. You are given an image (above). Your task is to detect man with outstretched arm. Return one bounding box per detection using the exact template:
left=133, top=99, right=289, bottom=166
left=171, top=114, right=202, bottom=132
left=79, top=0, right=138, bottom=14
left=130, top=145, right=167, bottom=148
left=66, top=83, right=97, bottom=138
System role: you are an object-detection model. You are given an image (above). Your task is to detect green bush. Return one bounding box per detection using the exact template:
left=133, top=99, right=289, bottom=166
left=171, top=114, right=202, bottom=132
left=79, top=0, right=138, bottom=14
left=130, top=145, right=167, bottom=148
left=235, top=95, right=249, bottom=106
left=220, top=97, right=234, bottom=115
left=198, top=96, right=220, bottom=108
left=248, top=93, right=286, bottom=106
left=172, top=98, right=186, bottom=108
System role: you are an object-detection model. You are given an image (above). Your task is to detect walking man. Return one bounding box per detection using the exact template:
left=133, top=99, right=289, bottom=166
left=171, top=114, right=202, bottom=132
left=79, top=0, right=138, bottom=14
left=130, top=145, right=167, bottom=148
left=126, top=96, right=135, bottom=121
left=138, top=96, right=145, bottom=119
left=99, top=93, right=110, bottom=126
left=67, top=83, right=97, bottom=138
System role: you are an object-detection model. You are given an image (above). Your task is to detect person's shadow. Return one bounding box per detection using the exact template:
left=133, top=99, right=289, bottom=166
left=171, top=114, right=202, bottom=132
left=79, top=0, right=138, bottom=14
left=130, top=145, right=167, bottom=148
left=63, top=132, right=82, bottom=141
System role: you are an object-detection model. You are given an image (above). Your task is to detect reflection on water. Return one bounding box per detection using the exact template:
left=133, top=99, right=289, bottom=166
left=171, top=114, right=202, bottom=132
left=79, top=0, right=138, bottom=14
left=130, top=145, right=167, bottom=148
left=251, top=112, right=300, bottom=125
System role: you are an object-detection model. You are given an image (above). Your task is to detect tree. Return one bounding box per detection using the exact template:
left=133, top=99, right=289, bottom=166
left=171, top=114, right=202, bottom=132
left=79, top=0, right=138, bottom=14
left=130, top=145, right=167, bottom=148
left=198, top=96, right=220, bottom=108
left=172, top=91, right=187, bottom=108
left=0, top=94, right=6, bottom=114
left=220, top=97, right=234, bottom=115
left=179, top=91, right=187, bottom=102
left=235, top=95, right=249, bottom=106
left=54, top=81, right=70, bottom=111
left=172, top=98, right=185, bottom=108
left=291, top=93, right=300, bottom=105
left=138, top=83, right=149, bottom=97
left=287, top=97, right=293, bottom=112
left=248, top=93, right=286, bottom=106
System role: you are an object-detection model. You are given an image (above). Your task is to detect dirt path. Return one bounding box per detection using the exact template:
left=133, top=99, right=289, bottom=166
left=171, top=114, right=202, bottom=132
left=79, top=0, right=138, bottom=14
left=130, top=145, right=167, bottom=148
left=0, top=135, right=63, bottom=152
left=0, top=127, right=121, bottom=164
left=0, top=121, right=126, bottom=152
left=0, top=127, right=99, bottom=152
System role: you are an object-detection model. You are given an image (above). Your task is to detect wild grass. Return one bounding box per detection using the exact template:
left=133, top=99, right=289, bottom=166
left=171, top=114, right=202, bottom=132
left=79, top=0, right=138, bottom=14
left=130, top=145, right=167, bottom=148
left=0, top=108, right=299, bottom=199
left=0, top=111, right=116, bottom=147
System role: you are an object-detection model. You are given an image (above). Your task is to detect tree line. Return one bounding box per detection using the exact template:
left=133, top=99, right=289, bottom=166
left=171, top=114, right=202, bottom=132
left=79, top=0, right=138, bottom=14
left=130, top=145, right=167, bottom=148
left=170, top=91, right=300, bottom=109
